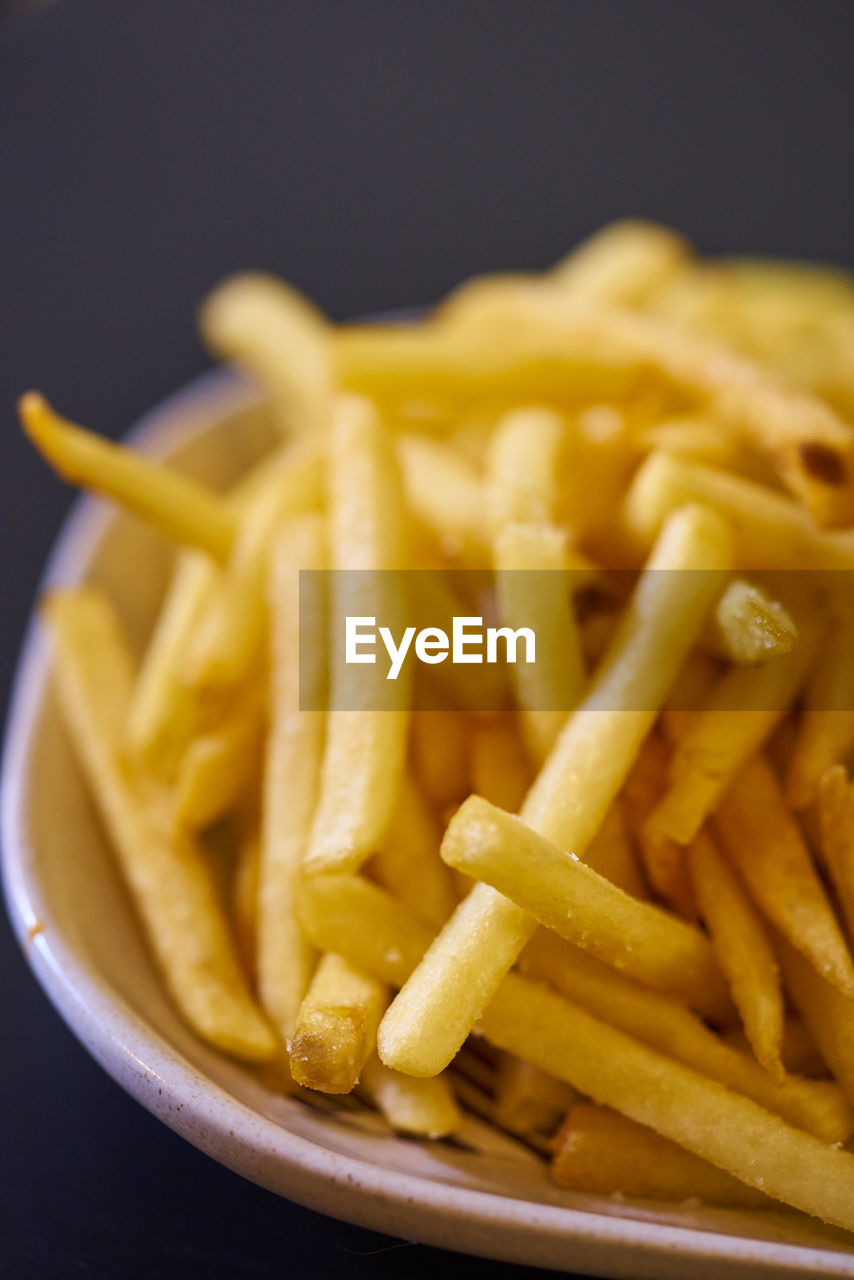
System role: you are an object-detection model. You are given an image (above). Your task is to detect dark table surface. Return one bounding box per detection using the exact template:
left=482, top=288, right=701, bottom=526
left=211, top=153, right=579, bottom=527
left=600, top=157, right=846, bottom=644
left=2, top=3, right=854, bottom=1277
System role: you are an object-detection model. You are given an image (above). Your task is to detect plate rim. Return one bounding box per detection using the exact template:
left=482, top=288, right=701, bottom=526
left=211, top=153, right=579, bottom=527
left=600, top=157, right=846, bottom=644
left=3, top=366, right=854, bottom=1278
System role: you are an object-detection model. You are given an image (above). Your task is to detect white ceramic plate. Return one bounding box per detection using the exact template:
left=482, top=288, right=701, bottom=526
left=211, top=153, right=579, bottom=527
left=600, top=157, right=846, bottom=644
left=5, top=368, right=854, bottom=1279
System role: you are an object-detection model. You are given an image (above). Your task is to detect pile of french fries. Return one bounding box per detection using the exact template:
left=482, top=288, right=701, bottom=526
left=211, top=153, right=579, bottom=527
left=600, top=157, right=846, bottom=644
left=24, top=220, right=854, bottom=1232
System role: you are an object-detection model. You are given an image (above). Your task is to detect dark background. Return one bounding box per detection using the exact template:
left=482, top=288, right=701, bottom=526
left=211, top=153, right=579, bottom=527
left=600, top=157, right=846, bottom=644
left=2, top=3, right=854, bottom=1277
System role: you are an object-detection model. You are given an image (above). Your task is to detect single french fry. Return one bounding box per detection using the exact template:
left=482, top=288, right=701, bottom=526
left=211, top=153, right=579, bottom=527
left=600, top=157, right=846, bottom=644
left=582, top=800, right=648, bottom=899
left=199, top=272, right=332, bottom=435
left=778, top=935, right=854, bottom=1107
left=289, top=953, right=387, bottom=1093
left=396, top=432, right=487, bottom=561
left=787, top=594, right=854, bottom=808
left=485, top=406, right=566, bottom=535
left=378, top=505, right=732, bottom=1078
left=817, top=765, right=854, bottom=942
left=711, top=578, right=797, bottom=665
left=42, top=588, right=275, bottom=1062
left=359, top=1054, right=461, bottom=1138
left=493, top=523, right=585, bottom=762
left=551, top=220, right=691, bottom=306
left=173, top=702, right=263, bottom=830
left=20, top=393, right=236, bottom=562
left=467, top=713, right=532, bottom=814
left=186, top=443, right=325, bottom=690
left=126, top=551, right=220, bottom=776
left=441, top=796, right=732, bottom=1021
left=713, top=756, right=854, bottom=996
left=409, top=709, right=469, bottom=809
left=295, top=872, right=852, bottom=1143
left=621, top=733, right=695, bottom=918
left=257, top=517, right=326, bottom=1041
left=648, top=618, right=819, bottom=846
left=304, top=397, right=409, bottom=875
left=551, top=1105, right=769, bottom=1208
left=688, top=829, right=784, bottom=1078
left=368, top=773, right=457, bottom=929
left=625, top=450, right=854, bottom=571
left=494, top=1057, right=579, bottom=1137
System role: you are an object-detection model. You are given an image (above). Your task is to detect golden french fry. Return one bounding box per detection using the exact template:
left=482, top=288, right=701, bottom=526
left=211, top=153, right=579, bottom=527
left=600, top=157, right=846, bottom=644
left=551, top=1104, right=769, bottom=1208
left=817, top=765, right=854, bottom=942
left=485, top=406, right=566, bottom=535
left=296, top=870, right=851, bottom=1143
left=713, top=756, right=854, bottom=996
left=368, top=773, right=457, bottom=929
left=688, top=829, right=784, bottom=1079
left=20, top=393, right=236, bottom=562
left=778, top=935, right=854, bottom=1107
left=43, top=588, right=275, bottom=1062
left=409, top=709, right=469, bottom=809
left=621, top=733, right=695, bottom=918
left=304, top=397, right=409, bottom=875
left=787, top=594, right=854, bottom=808
left=493, top=523, right=585, bottom=762
left=625, top=450, right=854, bottom=570
left=467, top=713, right=532, bottom=814
left=442, top=796, right=732, bottom=1020
left=648, top=618, right=819, bottom=846
left=378, top=506, right=732, bottom=1078
left=199, top=272, right=332, bottom=435
left=494, top=1057, right=579, bottom=1137
left=551, top=219, right=691, bottom=306
left=711, top=578, right=797, bottom=664
left=396, top=432, right=487, bottom=561
left=289, top=953, right=387, bottom=1093
left=186, top=444, right=325, bottom=690
left=256, top=517, right=326, bottom=1041
left=359, top=1054, right=461, bottom=1138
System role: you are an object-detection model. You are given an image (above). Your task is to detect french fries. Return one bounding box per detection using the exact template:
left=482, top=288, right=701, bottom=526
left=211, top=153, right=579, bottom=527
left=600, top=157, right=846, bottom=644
left=28, top=223, right=854, bottom=1234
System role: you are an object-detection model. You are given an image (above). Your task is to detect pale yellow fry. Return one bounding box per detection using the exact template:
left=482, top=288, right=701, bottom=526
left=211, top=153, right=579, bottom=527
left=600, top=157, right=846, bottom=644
left=467, top=713, right=532, bottom=814
left=126, top=551, right=220, bottom=776
left=187, top=444, right=325, bottom=689
left=257, top=517, right=326, bottom=1041
left=21, top=393, right=235, bottom=562
left=296, top=872, right=851, bottom=1143
left=582, top=800, right=648, bottom=900
left=619, top=732, right=695, bottom=918
left=493, top=523, right=585, bottom=762
left=396, top=432, right=486, bottom=561
left=551, top=219, right=691, bottom=306
left=551, top=1104, right=769, bottom=1208
left=173, top=705, right=262, bottom=830
left=289, top=953, right=387, bottom=1093
left=378, top=505, right=732, bottom=1078
left=711, top=579, right=797, bottom=665
left=713, top=756, right=854, bottom=996
left=648, top=618, right=819, bottom=846
left=304, top=397, right=409, bottom=875
left=778, top=935, right=854, bottom=1107
left=359, top=1054, right=461, bottom=1138
left=494, top=1056, right=578, bottom=1136
left=409, top=709, right=469, bottom=809
left=43, top=588, right=275, bottom=1061
left=625, top=450, right=854, bottom=570
left=688, top=829, right=784, bottom=1079
left=441, top=796, right=732, bottom=1021
left=368, top=773, right=457, bottom=929
left=787, top=595, right=854, bottom=808
left=817, top=766, right=854, bottom=942
left=485, top=406, right=566, bottom=535
left=199, top=272, right=332, bottom=435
